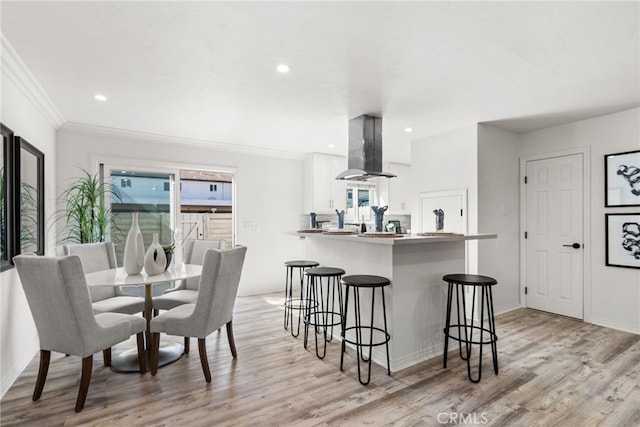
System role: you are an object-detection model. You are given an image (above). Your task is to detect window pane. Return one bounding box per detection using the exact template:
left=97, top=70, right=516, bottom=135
left=110, top=170, right=172, bottom=265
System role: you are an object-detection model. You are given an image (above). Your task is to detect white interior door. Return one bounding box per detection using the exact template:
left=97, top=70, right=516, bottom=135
left=525, top=154, right=584, bottom=319
left=419, top=189, right=467, bottom=233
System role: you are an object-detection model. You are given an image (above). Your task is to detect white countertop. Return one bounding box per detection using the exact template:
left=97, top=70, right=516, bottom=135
left=294, top=231, right=497, bottom=246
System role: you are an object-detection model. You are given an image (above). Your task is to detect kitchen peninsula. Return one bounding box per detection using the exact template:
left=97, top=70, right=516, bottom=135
left=298, top=232, right=497, bottom=372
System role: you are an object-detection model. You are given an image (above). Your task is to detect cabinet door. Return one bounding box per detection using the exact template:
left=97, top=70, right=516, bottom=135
left=303, top=153, right=347, bottom=214
left=328, top=155, right=347, bottom=211
left=388, top=163, right=411, bottom=214
left=313, top=155, right=333, bottom=212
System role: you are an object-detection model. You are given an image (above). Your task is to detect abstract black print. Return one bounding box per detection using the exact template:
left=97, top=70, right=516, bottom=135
left=606, top=213, right=640, bottom=269
left=605, top=150, right=640, bottom=207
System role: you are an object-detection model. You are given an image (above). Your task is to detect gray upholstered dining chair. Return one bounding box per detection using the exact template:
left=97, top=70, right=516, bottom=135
left=152, top=239, right=226, bottom=353
left=150, top=245, right=247, bottom=382
left=14, top=255, right=147, bottom=412
left=61, top=242, right=145, bottom=316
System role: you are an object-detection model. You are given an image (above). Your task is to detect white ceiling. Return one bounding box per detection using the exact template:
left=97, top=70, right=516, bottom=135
left=1, top=1, right=638, bottom=163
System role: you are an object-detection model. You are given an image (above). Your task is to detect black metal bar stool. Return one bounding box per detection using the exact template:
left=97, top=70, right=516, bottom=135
left=303, top=267, right=345, bottom=359
left=442, top=273, right=498, bottom=383
left=340, top=275, right=391, bottom=385
left=283, top=260, right=320, bottom=337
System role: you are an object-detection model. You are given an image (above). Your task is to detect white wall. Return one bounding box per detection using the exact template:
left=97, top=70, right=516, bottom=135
left=411, top=125, right=479, bottom=236
left=519, top=108, right=640, bottom=334
left=477, top=124, right=521, bottom=314
left=56, top=130, right=305, bottom=297
left=411, top=124, right=521, bottom=315
left=1, top=50, right=59, bottom=397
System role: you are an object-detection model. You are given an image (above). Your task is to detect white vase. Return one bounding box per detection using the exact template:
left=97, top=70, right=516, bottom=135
left=123, top=212, right=144, bottom=275
left=144, top=232, right=166, bottom=276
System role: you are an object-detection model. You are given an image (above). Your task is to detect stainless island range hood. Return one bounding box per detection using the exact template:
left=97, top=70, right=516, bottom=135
left=335, top=114, right=396, bottom=181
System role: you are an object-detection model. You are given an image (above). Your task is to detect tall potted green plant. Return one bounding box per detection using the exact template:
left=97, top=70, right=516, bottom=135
left=55, top=169, right=121, bottom=243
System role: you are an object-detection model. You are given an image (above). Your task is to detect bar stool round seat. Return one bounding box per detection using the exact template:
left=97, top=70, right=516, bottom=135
left=283, top=260, right=320, bottom=337
left=442, top=273, right=499, bottom=383
left=340, top=274, right=391, bottom=385
left=303, top=267, right=345, bottom=359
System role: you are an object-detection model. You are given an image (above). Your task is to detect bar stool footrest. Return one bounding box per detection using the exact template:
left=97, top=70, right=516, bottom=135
left=343, top=326, right=391, bottom=347
left=285, top=298, right=317, bottom=311
left=304, top=311, right=343, bottom=328
left=444, top=325, right=498, bottom=346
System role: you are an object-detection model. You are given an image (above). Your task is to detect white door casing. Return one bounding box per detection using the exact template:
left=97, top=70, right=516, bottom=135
left=524, top=153, right=584, bottom=319
left=418, top=189, right=468, bottom=234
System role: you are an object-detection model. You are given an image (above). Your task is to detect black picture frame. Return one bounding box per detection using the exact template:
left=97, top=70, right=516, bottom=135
left=1, top=123, right=17, bottom=272
left=605, top=213, right=640, bottom=269
left=16, top=137, right=45, bottom=256
left=605, top=150, right=640, bottom=207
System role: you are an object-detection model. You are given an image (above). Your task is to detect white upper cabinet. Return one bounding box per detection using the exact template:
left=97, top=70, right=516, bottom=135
left=303, top=153, right=347, bottom=214
left=376, top=162, right=411, bottom=214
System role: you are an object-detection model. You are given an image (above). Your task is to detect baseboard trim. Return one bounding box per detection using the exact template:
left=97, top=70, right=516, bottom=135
left=590, top=316, right=640, bottom=335
left=1, top=347, right=38, bottom=399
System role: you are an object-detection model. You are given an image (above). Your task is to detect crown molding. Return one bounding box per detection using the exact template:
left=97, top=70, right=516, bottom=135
left=1, top=34, right=65, bottom=128
left=60, top=122, right=306, bottom=160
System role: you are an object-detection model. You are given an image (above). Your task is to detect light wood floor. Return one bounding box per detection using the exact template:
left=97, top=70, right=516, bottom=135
left=1, top=293, right=639, bottom=426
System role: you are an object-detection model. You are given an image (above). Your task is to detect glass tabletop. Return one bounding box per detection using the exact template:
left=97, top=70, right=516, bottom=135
left=85, top=263, right=202, bottom=287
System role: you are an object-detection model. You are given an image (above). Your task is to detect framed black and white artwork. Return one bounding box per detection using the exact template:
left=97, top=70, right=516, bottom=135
left=605, top=213, right=640, bottom=269
left=605, top=150, right=640, bottom=207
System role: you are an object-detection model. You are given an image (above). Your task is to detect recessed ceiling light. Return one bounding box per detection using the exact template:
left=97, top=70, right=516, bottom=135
left=404, top=127, right=413, bottom=133
left=94, top=94, right=107, bottom=102
left=328, top=144, right=335, bottom=148
left=276, top=64, right=290, bottom=73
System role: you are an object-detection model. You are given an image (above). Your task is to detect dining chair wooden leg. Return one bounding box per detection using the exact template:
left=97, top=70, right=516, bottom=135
left=184, top=337, right=190, bottom=354
left=103, top=348, right=111, bottom=367
left=136, top=332, right=146, bottom=374
left=150, top=333, right=160, bottom=375
left=226, top=320, right=238, bottom=359
left=33, top=350, right=50, bottom=401
left=75, top=356, right=93, bottom=412
left=198, top=338, right=212, bottom=383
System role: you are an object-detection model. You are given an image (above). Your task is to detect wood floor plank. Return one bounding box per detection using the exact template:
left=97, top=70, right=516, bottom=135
left=1, top=293, right=639, bottom=426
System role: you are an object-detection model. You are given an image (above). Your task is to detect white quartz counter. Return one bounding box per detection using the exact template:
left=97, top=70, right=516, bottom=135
left=296, top=231, right=497, bottom=245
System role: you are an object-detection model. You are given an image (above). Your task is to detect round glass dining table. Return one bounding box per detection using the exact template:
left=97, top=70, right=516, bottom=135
left=85, top=263, right=203, bottom=372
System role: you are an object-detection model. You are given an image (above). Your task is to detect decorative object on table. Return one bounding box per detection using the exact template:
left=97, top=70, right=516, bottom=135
left=360, top=215, right=367, bottom=233
left=55, top=168, right=121, bottom=243
left=162, top=243, right=175, bottom=270
left=371, top=205, right=388, bottom=232
left=309, top=212, right=317, bottom=229
left=605, top=213, right=640, bottom=269
left=433, top=209, right=445, bottom=231
left=386, top=222, right=396, bottom=233
left=144, top=232, right=167, bottom=275
left=335, top=209, right=345, bottom=229
left=605, top=150, right=640, bottom=207
left=123, top=212, right=144, bottom=275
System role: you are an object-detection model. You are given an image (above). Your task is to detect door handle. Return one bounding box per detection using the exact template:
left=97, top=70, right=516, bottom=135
left=562, top=243, right=581, bottom=249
